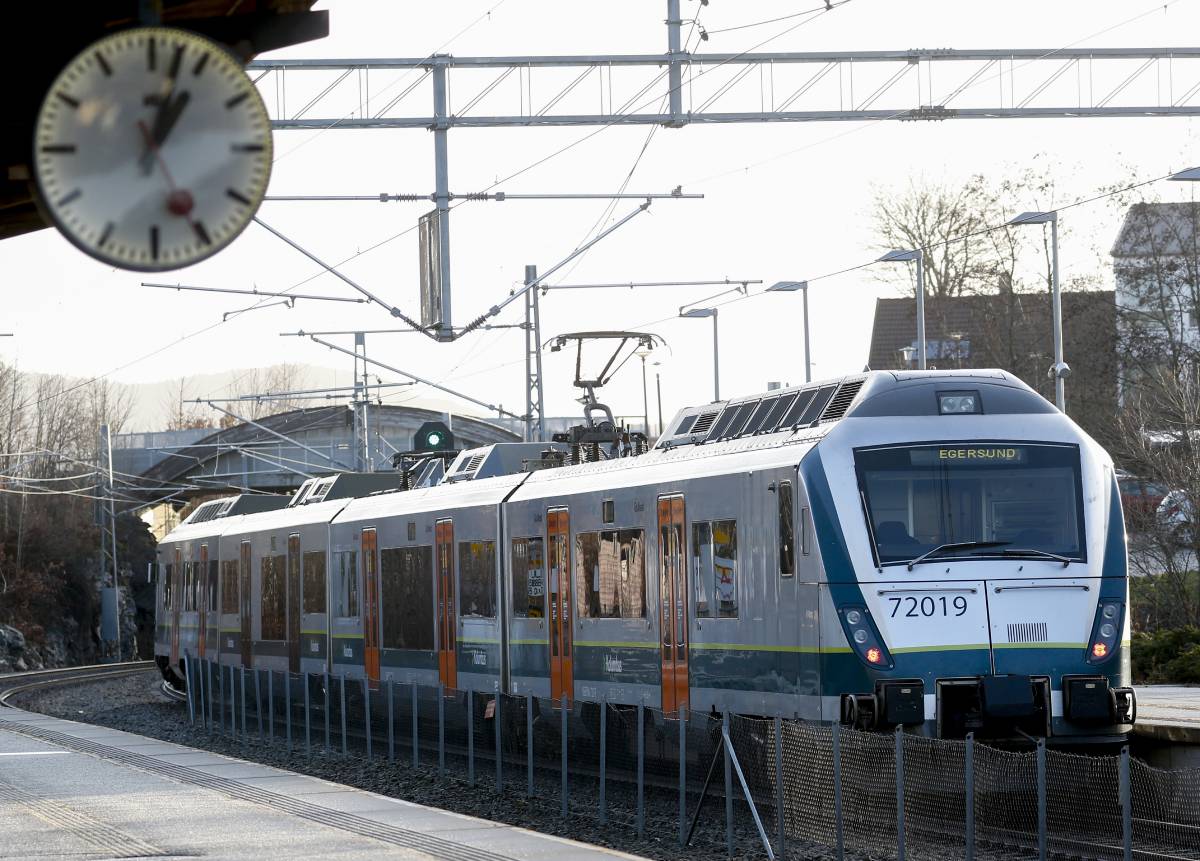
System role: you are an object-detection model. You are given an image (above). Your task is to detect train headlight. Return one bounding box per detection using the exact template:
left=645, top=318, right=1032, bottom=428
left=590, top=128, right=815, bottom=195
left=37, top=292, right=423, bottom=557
left=938, top=391, right=981, bottom=415
left=1086, top=598, right=1123, bottom=665
left=837, top=604, right=894, bottom=669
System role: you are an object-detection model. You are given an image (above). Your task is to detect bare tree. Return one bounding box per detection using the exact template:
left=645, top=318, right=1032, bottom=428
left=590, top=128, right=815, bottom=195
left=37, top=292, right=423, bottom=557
left=160, top=378, right=214, bottom=431
left=222, top=363, right=311, bottom=420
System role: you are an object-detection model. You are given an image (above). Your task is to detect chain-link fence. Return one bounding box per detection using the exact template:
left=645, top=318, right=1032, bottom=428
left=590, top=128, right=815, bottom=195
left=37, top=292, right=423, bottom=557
left=184, top=658, right=1200, bottom=861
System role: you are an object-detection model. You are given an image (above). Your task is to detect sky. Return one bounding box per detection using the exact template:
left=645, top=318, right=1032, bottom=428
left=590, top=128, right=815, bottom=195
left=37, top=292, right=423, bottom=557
left=5, top=0, right=1200, bottom=432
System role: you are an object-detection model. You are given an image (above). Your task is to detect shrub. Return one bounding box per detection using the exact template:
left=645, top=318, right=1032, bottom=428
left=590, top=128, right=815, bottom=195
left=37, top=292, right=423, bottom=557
left=1132, top=626, right=1200, bottom=683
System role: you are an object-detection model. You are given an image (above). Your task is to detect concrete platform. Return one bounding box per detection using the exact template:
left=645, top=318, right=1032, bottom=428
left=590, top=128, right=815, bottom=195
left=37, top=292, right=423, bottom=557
left=0, top=704, right=645, bottom=861
left=1133, top=685, right=1200, bottom=743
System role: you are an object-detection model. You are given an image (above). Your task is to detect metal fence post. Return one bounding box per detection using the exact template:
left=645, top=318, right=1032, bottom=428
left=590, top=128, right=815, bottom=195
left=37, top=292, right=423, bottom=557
left=599, top=699, right=607, bottom=826
left=438, top=683, right=445, bottom=777
left=1120, top=745, right=1132, bottom=861
left=267, top=669, right=274, bottom=740
left=560, top=695, right=568, bottom=817
left=965, top=732, right=975, bottom=861
left=231, top=665, right=238, bottom=738
left=304, top=674, right=311, bottom=757
left=896, top=725, right=906, bottom=861
left=637, top=702, right=645, bottom=839
left=240, top=666, right=247, bottom=737
left=388, top=679, right=395, bottom=762
left=323, top=671, right=330, bottom=750
left=185, top=658, right=195, bottom=725
left=724, top=712, right=734, bottom=859
left=525, top=692, right=533, bottom=797
left=410, top=682, right=418, bottom=767
left=254, top=668, right=263, bottom=738
left=494, top=690, right=502, bottom=792
left=218, top=663, right=225, bottom=733
left=340, top=675, right=348, bottom=755
left=1036, top=737, right=1047, bottom=861
left=285, top=672, right=293, bottom=752
left=209, top=660, right=215, bottom=729
left=467, top=688, right=474, bottom=785
left=679, top=709, right=687, bottom=847
left=362, top=679, right=371, bottom=760
left=832, top=721, right=844, bottom=861
left=775, top=716, right=786, bottom=860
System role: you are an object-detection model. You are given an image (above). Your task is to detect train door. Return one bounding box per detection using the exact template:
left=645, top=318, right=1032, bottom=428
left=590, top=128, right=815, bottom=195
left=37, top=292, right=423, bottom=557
left=239, top=540, right=252, bottom=667
left=198, top=544, right=209, bottom=658
left=435, top=520, right=457, bottom=688
left=170, top=548, right=182, bottom=667
left=287, top=534, right=301, bottom=673
left=362, top=528, right=380, bottom=684
left=547, top=508, right=573, bottom=703
left=658, top=495, right=689, bottom=715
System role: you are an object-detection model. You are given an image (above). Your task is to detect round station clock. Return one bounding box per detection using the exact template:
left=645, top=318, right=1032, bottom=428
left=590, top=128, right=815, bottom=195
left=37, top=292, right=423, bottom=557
left=33, top=27, right=273, bottom=271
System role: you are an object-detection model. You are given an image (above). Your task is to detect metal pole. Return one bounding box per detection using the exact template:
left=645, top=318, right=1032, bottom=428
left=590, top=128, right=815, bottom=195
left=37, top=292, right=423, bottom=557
left=431, top=56, right=453, bottom=340
left=724, top=712, right=734, bottom=859
left=722, top=724, right=777, bottom=861
left=286, top=673, right=293, bottom=752
left=679, top=709, right=688, bottom=846
left=208, top=660, right=215, bottom=729
left=526, top=692, right=534, bottom=797
left=304, top=675, right=311, bottom=757
left=495, top=691, right=503, bottom=792
left=438, top=684, right=445, bottom=777
left=832, top=722, right=844, bottom=861
left=599, top=699, right=608, bottom=825
left=1037, top=737, right=1047, bottom=861
left=467, top=688, right=474, bottom=784
left=637, top=702, right=645, bottom=838
left=340, top=675, right=348, bottom=755
left=388, top=680, right=395, bottom=762
left=896, top=725, right=906, bottom=861
left=105, top=426, right=120, bottom=662
left=523, top=265, right=546, bottom=442
left=802, top=283, right=812, bottom=383
left=640, top=355, right=650, bottom=436
left=268, top=670, right=274, bottom=740
left=411, top=682, right=418, bottom=767
left=218, top=662, right=225, bottom=733
left=186, top=658, right=195, bottom=725
left=255, top=668, right=263, bottom=737
left=324, top=670, right=331, bottom=750
left=965, top=733, right=975, bottom=861
left=655, top=372, right=664, bottom=437
left=915, top=251, right=927, bottom=370
left=240, top=665, right=247, bottom=737
left=666, top=0, right=683, bottom=125
left=711, top=312, right=720, bottom=401
left=1120, top=745, right=1132, bottom=861
left=775, top=716, right=786, bottom=859
left=561, top=695, right=568, bottom=817
left=1050, top=216, right=1065, bottom=411
left=363, top=679, right=371, bottom=760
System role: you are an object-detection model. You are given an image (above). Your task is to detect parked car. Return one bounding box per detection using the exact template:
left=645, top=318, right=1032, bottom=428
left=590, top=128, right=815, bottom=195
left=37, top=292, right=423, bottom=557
left=1117, top=472, right=1169, bottom=526
left=1156, top=489, right=1194, bottom=542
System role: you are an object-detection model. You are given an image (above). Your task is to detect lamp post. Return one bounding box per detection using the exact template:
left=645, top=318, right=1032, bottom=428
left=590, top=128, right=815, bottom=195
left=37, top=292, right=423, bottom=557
left=877, top=250, right=926, bottom=369
left=680, top=307, right=720, bottom=401
left=635, top=349, right=652, bottom=436
left=1007, top=211, right=1067, bottom=412
left=767, top=280, right=812, bottom=383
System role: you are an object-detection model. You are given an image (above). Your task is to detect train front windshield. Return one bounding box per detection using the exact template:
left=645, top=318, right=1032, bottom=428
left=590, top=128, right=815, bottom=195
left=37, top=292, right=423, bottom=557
left=855, top=443, right=1086, bottom=566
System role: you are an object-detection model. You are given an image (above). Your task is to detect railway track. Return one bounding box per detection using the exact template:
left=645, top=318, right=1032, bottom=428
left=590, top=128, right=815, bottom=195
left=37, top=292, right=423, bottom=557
left=0, top=661, right=155, bottom=708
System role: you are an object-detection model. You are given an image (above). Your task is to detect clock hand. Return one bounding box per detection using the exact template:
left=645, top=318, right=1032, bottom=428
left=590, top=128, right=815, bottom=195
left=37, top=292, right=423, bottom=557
left=137, top=119, right=196, bottom=221
left=140, top=90, right=190, bottom=174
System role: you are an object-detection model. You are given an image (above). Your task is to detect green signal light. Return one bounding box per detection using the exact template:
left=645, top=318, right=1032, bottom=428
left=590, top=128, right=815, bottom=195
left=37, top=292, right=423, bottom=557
left=426, top=432, right=442, bottom=447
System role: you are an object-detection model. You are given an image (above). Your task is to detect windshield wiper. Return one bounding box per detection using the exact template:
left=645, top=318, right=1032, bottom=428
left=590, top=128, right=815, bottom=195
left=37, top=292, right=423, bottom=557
left=906, top=541, right=1010, bottom=571
left=1000, top=548, right=1072, bottom=568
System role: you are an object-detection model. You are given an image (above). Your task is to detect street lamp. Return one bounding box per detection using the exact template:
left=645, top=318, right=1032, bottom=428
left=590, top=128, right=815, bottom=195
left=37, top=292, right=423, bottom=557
left=679, top=307, right=720, bottom=401
left=767, top=280, right=812, bottom=383
left=635, top=349, right=652, bottom=436
left=1006, top=210, right=1068, bottom=412
left=877, top=249, right=926, bottom=370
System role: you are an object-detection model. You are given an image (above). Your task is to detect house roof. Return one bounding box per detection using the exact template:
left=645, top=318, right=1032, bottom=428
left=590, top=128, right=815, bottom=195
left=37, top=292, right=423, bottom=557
left=1111, top=202, right=1200, bottom=258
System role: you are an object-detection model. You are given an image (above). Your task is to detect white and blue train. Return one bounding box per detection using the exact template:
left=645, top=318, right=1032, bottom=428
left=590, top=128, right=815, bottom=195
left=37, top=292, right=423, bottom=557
left=155, top=369, right=1135, bottom=744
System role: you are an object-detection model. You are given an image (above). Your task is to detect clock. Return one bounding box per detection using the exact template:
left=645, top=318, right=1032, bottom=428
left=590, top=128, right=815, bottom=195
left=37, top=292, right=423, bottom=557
left=33, top=27, right=272, bottom=272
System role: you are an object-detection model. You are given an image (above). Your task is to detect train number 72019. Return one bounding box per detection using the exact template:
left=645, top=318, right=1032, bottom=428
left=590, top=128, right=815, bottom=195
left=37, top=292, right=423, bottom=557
left=889, top=595, right=968, bottom=617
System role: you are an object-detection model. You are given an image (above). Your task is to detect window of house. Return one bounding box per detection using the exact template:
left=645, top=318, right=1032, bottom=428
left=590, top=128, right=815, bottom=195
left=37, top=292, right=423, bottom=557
left=510, top=537, right=546, bottom=618
left=260, top=554, right=287, bottom=640
left=692, top=520, right=739, bottom=618
left=334, top=550, right=359, bottom=618
left=779, top=481, right=795, bottom=577
left=458, top=541, right=497, bottom=618
left=221, top=560, right=238, bottom=613
left=302, top=551, right=326, bottom=614
left=381, top=546, right=435, bottom=650
left=576, top=530, right=647, bottom=619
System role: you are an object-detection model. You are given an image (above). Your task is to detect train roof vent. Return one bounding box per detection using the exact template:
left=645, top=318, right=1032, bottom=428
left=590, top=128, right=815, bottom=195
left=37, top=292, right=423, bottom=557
left=305, top=476, right=336, bottom=504
left=690, top=410, right=719, bottom=436
left=187, top=500, right=224, bottom=524
left=820, top=378, right=865, bottom=422
left=445, top=443, right=571, bottom=483
left=707, top=399, right=758, bottom=441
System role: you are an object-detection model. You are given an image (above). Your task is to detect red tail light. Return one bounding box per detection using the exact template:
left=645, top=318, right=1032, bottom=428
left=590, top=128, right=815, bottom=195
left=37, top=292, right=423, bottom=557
left=1092, top=642, right=1108, bottom=659
left=866, top=647, right=883, bottom=664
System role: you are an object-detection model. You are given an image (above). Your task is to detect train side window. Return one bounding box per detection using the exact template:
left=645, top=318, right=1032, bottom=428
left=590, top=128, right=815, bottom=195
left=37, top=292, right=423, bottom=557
left=208, top=559, right=219, bottom=612
left=692, top=520, right=738, bottom=618
left=221, top=560, right=238, bottom=613
left=458, top=541, right=497, bottom=618
left=381, top=546, right=435, bottom=649
left=334, top=550, right=359, bottom=618
left=302, top=551, right=327, bottom=614
left=801, top=507, right=811, bottom=557
left=511, top=537, right=546, bottom=618
left=779, top=481, right=796, bottom=577
left=575, top=530, right=646, bottom=619
left=260, top=554, right=286, bottom=639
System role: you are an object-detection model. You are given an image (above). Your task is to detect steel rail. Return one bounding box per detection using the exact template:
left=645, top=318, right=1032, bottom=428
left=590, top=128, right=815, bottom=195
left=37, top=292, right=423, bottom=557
left=0, top=661, right=154, bottom=707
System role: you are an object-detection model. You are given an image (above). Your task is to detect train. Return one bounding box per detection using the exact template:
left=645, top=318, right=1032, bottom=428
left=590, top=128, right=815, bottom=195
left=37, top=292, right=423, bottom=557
left=154, top=369, right=1136, bottom=745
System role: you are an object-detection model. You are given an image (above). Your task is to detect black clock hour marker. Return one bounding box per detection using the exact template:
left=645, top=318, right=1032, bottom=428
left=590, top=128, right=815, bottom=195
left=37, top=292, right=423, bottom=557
left=147, top=37, right=156, bottom=71
left=56, top=92, right=80, bottom=109
left=226, top=188, right=252, bottom=206
left=193, top=221, right=212, bottom=245
left=192, top=53, right=209, bottom=77
left=150, top=225, right=160, bottom=260
left=40, top=144, right=77, bottom=154
left=168, top=44, right=184, bottom=80
left=231, top=142, right=264, bottom=153
left=56, top=188, right=82, bottom=207
left=225, top=92, right=249, bottom=110
left=98, top=222, right=114, bottom=248
left=95, top=52, right=112, bottom=77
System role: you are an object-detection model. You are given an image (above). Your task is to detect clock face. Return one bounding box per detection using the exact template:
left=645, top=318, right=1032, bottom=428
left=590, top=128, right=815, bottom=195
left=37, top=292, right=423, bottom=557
left=34, top=27, right=272, bottom=271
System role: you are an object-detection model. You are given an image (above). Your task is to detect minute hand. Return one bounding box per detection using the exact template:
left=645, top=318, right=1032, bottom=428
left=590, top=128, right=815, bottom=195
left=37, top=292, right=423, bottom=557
left=140, top=91, right=191, bottom=172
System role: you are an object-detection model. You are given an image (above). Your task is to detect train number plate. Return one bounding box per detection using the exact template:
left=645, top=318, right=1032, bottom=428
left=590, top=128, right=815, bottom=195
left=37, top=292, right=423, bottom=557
left=888, top=595, right=968, bottom=618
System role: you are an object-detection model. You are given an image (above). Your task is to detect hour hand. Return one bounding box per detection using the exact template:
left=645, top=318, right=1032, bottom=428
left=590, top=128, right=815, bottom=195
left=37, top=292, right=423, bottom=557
left=139, top=91, right=190, bottom=173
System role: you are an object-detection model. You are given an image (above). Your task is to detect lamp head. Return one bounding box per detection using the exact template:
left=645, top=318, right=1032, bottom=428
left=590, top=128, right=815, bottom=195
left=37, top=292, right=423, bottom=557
left=767, top=280, right=808, bottom=292
left=1007, top=210, right=1056, bottom=226
left=878, top=249, right=920, bottom=263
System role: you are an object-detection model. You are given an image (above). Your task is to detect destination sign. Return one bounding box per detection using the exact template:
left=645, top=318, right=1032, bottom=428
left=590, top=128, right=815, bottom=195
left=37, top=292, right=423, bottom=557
left=909, top=446, right=1028, bottom=466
